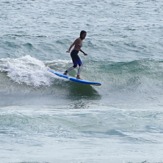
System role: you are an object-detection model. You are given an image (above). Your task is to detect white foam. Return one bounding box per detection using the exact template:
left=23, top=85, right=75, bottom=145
left=1, top=55, right=52, bottom=87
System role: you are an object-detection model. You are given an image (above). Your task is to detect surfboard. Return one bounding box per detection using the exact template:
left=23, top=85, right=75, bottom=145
left=48, top=68, right=101, bottom=86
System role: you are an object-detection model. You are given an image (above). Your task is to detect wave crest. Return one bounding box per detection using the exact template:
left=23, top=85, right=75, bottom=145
left=0, top=55, right=52, bottom=87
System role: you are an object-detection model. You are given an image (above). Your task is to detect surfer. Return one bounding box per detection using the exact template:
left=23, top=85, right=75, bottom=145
left=64, top=30, right=87, bottom=79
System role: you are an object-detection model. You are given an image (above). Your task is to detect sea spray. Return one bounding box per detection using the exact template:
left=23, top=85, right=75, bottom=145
left=0, top=55, right=52, bottom=87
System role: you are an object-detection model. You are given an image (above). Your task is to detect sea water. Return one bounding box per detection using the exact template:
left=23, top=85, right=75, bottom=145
left=0, top=0, right=163, bottom=162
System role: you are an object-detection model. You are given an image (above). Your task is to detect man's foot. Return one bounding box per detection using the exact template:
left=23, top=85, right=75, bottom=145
left=64, top=71, right=68, bottom=75
left=76, top=75, right=81, bottom=79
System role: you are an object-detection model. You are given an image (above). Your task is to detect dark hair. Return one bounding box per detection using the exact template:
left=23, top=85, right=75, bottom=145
left=80, top=30, right=87, bottom=38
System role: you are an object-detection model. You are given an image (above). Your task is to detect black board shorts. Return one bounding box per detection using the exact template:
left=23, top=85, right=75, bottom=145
left=70, top=50, right=82, bottom=67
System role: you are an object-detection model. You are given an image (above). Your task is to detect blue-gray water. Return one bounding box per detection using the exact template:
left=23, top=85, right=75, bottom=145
left=0, top=0, right=163, bottom=162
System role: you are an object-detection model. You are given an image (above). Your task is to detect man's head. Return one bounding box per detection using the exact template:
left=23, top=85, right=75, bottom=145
left=80, top=30, right=87, bottom=40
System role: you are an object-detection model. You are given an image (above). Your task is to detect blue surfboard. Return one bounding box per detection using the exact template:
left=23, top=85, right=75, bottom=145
left=48, top=68, right=101, bottom=86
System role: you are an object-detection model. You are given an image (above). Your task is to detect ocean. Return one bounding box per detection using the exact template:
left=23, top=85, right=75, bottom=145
left=0, top=0, right=163, bottom=162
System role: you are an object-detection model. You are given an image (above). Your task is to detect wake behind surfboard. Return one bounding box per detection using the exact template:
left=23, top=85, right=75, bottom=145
left=48, top=68, right=101, bottom=86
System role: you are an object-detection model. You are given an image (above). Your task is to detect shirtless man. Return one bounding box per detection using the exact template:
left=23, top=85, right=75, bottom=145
left=64, top=30, right=87, bottom=79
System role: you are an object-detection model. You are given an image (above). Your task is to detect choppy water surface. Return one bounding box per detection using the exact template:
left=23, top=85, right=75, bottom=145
left=0, top=0, right=163, bottom=162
